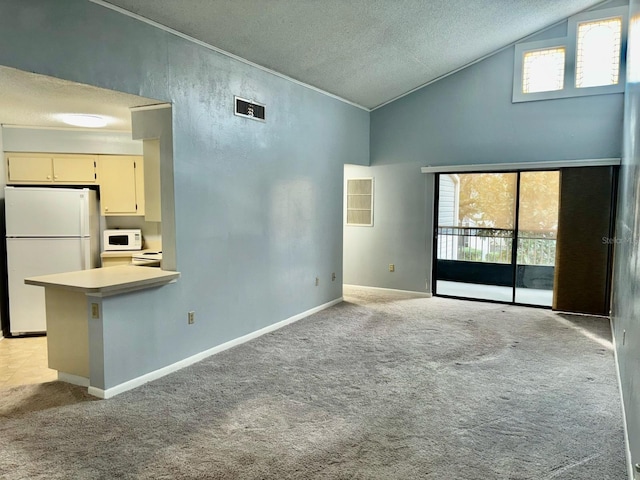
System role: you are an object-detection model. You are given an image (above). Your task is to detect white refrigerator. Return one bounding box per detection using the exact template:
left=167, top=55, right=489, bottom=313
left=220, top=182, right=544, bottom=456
left=5, top=186, right=100, bottom=335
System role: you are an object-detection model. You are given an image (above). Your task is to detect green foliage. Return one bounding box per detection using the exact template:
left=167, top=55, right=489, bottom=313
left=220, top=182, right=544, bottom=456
left=457, top=247, right=483, bottom=261
left=456, top=171, right=559, bottom=233
left=485, top=250, right=511, bottom=263
left=517, top=238, right=557, bottom=266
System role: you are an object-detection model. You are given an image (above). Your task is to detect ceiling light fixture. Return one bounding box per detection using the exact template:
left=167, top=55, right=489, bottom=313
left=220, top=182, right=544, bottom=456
left=59, top=114, right=108, bottom=128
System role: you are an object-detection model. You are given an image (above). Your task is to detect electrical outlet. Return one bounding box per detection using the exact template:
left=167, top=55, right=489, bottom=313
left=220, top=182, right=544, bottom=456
left=188, top=311, right=195, bottom=325
left=91, top=303, right=100, bottom=319
left=389, top=264, right=395, bottom=272
left=332, top=272, right=336, bottom=281
left=315, top=277, right=319, bottom=286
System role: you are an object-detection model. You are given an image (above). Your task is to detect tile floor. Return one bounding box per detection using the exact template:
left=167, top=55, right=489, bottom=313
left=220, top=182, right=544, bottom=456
left=0, top=336, right=57, bottom=388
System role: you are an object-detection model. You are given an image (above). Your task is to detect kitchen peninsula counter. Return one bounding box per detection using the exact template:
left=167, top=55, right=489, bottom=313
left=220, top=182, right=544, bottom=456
left=26, top=265, right=179, bottom=296
left=24, top=265, right=180, bottom=396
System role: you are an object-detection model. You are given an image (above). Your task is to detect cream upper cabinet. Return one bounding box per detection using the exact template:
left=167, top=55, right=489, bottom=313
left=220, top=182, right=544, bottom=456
left=52, top=156, right=97, bottom=183
left=6, top=153, right=97, bottom=184
left=6, top=154, right=53, bottom=183
left=6, top=152, right=147, bottom=217
left=98, top=155, right=145, bottom=216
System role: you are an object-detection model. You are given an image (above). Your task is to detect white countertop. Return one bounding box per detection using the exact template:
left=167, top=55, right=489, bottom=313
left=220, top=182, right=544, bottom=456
left=25, top=265, right=180, bottom=296
left=100, top=249, right=159, bottom=258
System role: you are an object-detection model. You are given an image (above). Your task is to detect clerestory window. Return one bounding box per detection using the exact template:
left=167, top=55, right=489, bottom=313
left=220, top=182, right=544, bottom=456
left=575, top=16, right=623, bottom=88
left=522, top=47, right=566, bottom=93
left=513, top=6, right=627, bottom=102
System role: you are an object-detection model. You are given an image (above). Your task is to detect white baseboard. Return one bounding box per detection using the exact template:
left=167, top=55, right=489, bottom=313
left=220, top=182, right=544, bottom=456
left=87, top=297, right=344, bottom=400
left=610, top=320, right=634, bottom=480
left=58, top=372, right=89, bottom=387
left=343, top=284, right=432, bottom=297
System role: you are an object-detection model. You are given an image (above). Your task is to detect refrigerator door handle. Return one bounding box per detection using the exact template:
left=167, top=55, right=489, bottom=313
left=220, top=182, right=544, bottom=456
left=79, top=193, right=86, bottom=270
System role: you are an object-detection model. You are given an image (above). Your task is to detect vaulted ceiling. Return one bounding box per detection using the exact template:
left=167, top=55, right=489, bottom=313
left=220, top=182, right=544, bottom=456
left=0, top=0, right=614, bottom=130
left=102, top=0, right=607, bottom=109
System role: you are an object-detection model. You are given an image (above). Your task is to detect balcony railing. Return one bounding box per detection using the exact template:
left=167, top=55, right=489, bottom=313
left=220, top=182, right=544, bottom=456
left=517, top=233, right=557, bottom=266
left=437, top=226, right=556, bottom=266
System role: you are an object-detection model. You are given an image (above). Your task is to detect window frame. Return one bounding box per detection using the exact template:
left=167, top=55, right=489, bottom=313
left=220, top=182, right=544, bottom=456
left=513, top=6, right=628, bottom=103
left=345, top=177, right=374, bottom=227
left=514, top=40, right=568, bottom=101
left=627, top=14, right=640, bottom=84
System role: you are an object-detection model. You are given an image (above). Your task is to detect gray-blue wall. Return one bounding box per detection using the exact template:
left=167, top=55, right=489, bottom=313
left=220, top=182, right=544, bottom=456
left=612, top=0, right=640, bottom=474
left=344, top=18, right=624, bottom=292
left=0, top=0, right=369, bottom=388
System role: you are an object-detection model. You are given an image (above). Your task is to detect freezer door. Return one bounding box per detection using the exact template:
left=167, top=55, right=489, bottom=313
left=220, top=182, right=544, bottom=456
left=5, top=186, right=94, bottom=237
left=7, top=237, right=92, bottom=334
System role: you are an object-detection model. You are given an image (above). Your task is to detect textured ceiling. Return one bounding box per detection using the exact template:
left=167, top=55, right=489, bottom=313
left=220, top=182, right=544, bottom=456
left=102, top=0, right=606, bottom=109
left=0, top=66, right=159, bottom=130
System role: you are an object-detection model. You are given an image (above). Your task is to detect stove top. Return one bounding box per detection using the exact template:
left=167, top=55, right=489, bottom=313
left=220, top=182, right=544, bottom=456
left=131, top=251, right=162, bottom=266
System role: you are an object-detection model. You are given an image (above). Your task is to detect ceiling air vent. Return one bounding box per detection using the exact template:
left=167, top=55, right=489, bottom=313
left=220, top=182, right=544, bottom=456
left=234, top=96, right=265, bottom=122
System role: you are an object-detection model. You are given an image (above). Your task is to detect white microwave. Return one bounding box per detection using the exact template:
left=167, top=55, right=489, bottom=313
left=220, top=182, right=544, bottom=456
left=103, top=229, right=142, bottom=251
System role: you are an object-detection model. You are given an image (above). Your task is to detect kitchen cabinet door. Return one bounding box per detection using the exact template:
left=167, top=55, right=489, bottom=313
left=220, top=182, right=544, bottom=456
left=6, top=154, right=53, bottom=183
left=98, top=155, right=144, bottom=216
left=53, top=155, right=97, bottom=183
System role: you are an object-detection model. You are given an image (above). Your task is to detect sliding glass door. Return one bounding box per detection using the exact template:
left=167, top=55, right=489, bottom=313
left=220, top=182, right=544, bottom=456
left=434, top=170, right=559, bottom=307
left=436, top=172, right=517, bottom=302
left=515, top=171, right=559, bottom=305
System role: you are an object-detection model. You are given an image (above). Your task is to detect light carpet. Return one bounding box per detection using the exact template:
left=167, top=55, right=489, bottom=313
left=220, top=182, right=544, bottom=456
left=0, top=286, right=626, bottom=479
